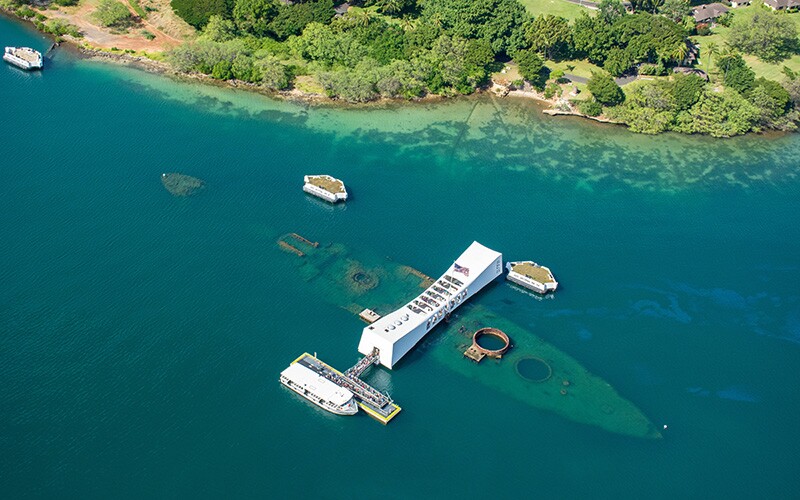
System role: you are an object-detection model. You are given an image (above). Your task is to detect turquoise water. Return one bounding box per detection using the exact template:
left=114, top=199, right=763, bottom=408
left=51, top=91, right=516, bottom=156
left=2, top=14, right=800, bottom=497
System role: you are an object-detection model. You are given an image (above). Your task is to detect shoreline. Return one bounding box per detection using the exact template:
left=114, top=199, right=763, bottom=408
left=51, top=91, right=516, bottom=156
left=2, top=9, right=794, bottom=136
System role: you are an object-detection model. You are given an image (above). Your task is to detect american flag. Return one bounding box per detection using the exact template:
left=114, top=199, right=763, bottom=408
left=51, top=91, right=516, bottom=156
left=453, top=263, right=470, bottom=277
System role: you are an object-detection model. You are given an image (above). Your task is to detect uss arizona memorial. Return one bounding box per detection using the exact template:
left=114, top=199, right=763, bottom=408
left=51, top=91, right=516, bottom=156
left=282, top=240, right=556, bottom=422
left=358, top=241, right=503, bottom=369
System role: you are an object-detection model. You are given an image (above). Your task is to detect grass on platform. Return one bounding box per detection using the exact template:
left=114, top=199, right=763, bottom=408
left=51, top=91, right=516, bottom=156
left=518, top=0, right=594, bottom=20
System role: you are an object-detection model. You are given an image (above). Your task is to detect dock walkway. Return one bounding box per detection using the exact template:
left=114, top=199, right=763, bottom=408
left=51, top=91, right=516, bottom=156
left=295, top=352, right=401, bottom=424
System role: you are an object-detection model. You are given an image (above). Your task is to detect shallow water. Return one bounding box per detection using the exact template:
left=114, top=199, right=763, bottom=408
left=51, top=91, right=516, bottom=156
left=2, top=14, right=800, bottom=498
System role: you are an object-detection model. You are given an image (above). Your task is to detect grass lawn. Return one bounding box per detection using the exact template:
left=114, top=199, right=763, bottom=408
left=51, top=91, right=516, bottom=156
left=691, top=6, right=800, bottom=81
left=547, top=58, right=604, bottom=79
left=518, top=0, right=594, bottom=20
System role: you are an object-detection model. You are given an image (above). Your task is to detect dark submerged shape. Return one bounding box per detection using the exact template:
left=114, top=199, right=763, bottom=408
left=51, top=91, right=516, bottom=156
left=277, top=233, right=661, bottom=439
left=161, top=173, right=205, bottom=197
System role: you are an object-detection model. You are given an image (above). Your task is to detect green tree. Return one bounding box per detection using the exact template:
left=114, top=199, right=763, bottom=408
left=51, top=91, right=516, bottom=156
left=255, top=54, right=291, bottom=89
left=670, top=42, right=688, bottom=65
left=513, top=48, right=545, bottom=88
left=598, top=0, right=625, bottom=24
left=318, top=60, right=379, bottom=101
left=671, top=72, right=705, bottom=111
left=571, top=13, right=614, bottom=64
left=587, top=71, right=624, bottom=105
left=420, top=0, right=528, bottom=54
left=657, top=0, right=689, bottom=24
left=231, top=53, right=258, bottom=81
left=719, top=53, right=755, bottom=94
left=344, top=7, right=376, bottom=27
left=200, top=14, right=238, bottom=41
left=612, top=13, right=687, bottom=65
left=630, top=0, right=664, bottom=14
left=268, top=0, right=334, bottom=39
left=93, top=0, right=133, bottom=28
left=749, top=78, right=791, bottom=123
left=289, top=22, right=368, bottom=67
left=211, top=59, right=233, bottom=79
left=374, top=59, right=425, bottom=98
left=233, top=0, right=278, bottom=36
left=171, top=0, right=233, bottom=29
left=686, top=87, right=759, bottom=137
left=603, top=47, right=633, bottom=76
left=370, top=0, right=413, bottom=15
left=578, top=99, right=603, bottom=116
left=526, top=15, right=572, bottom=61
left=728, top=10, right=799, bottom=63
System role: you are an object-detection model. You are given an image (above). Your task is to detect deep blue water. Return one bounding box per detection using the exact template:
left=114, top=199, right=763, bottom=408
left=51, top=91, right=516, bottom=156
left=2, top=14, right=800, bottom=498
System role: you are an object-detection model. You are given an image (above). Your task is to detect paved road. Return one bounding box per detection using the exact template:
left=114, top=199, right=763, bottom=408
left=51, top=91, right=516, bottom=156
left=562, top=0, right=599, bottom=9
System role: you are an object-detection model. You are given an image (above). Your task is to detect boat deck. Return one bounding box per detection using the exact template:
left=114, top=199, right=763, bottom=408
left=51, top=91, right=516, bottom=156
left=292, top=353, right=401, bottom=424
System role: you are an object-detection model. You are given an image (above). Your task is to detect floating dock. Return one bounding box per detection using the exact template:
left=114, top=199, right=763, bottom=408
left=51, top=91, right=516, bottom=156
left=289, top=352, right=401, bottom=424
left=303, top=175, right=348, bottom=203
left=506, top=261, right=558, bottom=294
left=359, top=308, right=381, bottom=324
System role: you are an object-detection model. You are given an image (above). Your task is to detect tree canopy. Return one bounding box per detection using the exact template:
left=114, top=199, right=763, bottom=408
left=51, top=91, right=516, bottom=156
left=526, top=15, right=571, bottom=61
left=588, top=71, right=624, bottom=105
left=728, top=10, right=799, bottom=63
left=419, top=0, right=528, bottom=54
left=171, top=0, right=233, bottom=29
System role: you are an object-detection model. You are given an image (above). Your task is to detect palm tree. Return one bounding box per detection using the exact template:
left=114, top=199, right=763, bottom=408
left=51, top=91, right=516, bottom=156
left=346, top=8, right=374, bottom=27
left=704, top=42, right=718, bottom=73
left=378, top=0, right=402, bottom=15
left=671, top=43, right=688, bottom=66
left=399, top=16, right=416, bottom=32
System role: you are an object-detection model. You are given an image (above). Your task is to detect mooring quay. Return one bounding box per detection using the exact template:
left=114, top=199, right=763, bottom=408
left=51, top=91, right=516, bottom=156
left=289, top=352, right=401, bottom=424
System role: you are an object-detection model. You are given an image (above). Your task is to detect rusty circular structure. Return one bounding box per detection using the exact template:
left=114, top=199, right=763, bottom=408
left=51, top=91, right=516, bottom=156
left=471, top=327, right=511, bottom=359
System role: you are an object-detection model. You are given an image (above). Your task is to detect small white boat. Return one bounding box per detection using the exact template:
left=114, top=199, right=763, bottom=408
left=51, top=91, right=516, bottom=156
left=303, top=174, right=348, bottom=203
left=3, top=47, right=43, bottom=70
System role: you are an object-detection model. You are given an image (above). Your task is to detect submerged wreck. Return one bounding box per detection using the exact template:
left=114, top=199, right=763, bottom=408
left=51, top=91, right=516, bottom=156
left=161, top=173, right=205, bottom=197
left=276, top=233, right=660, bottom=439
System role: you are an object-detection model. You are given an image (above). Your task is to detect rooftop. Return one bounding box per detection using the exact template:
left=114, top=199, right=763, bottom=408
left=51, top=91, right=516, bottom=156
left=365, top=242, right=502, bottom=343
left=692, top=3, right=729, bottom=21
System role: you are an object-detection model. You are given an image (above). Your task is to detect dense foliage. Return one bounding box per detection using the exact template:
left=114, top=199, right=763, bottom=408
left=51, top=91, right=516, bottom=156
left=171, top=0, right=233, bottom=28
left=728, top=9, right=799, bottom=64
left=419, top=0, right=528, bottom=54
left=588, top=71, right=624, bottom=106
left=159, top=0, right=799, bottom=135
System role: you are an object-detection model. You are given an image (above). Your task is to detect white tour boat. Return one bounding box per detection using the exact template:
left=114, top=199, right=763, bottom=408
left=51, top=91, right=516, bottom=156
left=280, top=362, right=358, bottom=415
left=4, top=47, right=43, bottom=70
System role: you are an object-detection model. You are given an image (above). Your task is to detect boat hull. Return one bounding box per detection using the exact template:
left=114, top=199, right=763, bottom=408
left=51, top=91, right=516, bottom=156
left=280, top=375, right=358, bottom=416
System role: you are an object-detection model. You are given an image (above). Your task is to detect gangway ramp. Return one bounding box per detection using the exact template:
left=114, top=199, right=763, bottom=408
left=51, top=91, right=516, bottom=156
left=295, top=353, right=401, bottom=424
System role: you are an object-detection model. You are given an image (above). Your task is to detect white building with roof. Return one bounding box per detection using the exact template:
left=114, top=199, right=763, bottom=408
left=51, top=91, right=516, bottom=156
left=357, top=241, right=503, bottom=369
